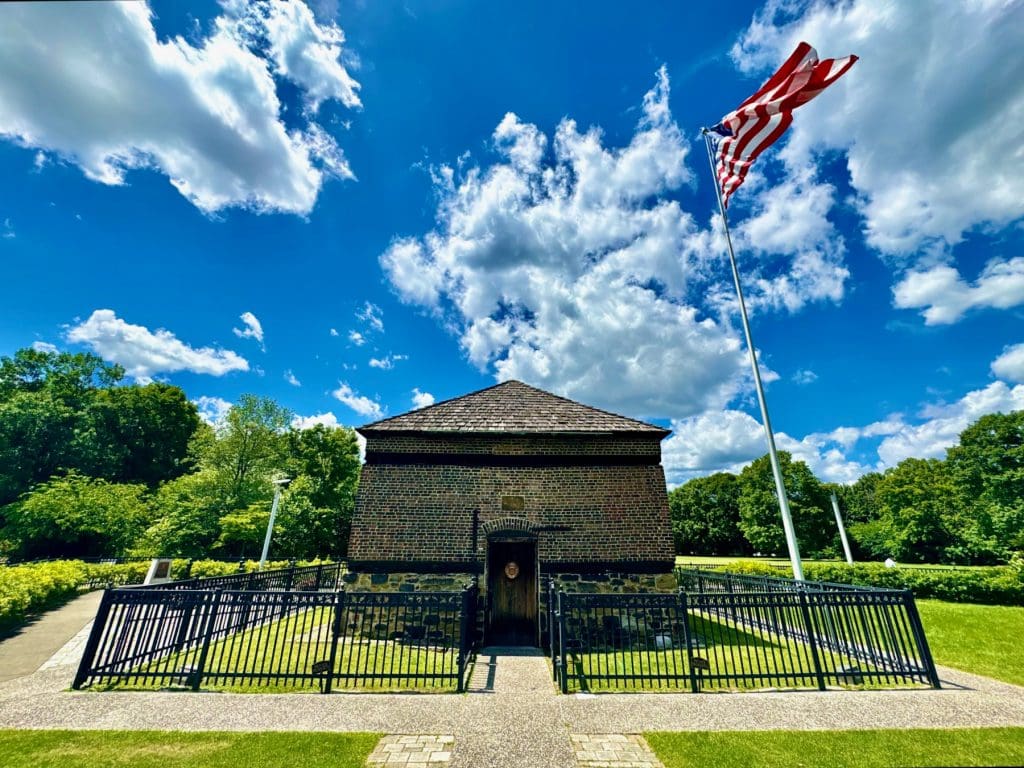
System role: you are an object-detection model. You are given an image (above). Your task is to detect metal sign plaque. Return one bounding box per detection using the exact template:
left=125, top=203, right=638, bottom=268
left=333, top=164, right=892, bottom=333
left=504, top=561, right=520, bottom=580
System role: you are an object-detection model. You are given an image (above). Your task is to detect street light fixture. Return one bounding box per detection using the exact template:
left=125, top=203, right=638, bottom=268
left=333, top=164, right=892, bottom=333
left=259, top=475, right=291, bottom=571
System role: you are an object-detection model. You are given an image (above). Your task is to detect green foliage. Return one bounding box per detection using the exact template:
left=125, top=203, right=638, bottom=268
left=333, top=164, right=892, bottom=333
left=737, top=452, right=834, bottom=557
left=131, top=470, right=226, bottom=558
left=0, top=349, right=198, bottom=510
left=0, top=560, right=87, bottom=628
left=668, top=473, right=747, bottom=556
left=3, top=472, right=152, bottom=558
left=714, top=560, right=1024, bottom=606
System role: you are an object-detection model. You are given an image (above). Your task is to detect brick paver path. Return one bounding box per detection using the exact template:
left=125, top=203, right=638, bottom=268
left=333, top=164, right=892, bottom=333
left=571, top=734, right=664, bottom=767
left=366, top=735, right=453, bottom=764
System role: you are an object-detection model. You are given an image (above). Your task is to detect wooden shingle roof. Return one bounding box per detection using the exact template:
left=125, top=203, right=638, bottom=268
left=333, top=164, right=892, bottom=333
left=359, top=380, right=670, bottom=436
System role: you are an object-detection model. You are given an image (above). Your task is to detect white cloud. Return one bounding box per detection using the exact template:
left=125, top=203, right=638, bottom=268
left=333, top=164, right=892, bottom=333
left=67, top=309, right=249, bottom=381
left=356, top=301, right=384, bottom=333
left=284, top=369, right=301, bottom=386
left=792, top=369, right=817, bottom=386
left=347, top=330, right=365, bottom=346
left=877, top=382, right=1024, bottom=466
left=380, top=68, right=784, bottom=419
left=892, top=257, right=1024, bottom=325
left=194, top=395, right=233, bottom=426
left=411, top=388, right=435, bottom=409
left=992, top=343, right=1024, bottom=384
left=232, top=311, right=265, bottom=347
left=31, top=341, right=58, bottom=354
left=329, top=328, right=339, bottom=337
left=733, top=1, right=1024, bottom=257
left=368, top=353, right=407, bottom=370
left=291, top=411, right=340, bottom=429
left=0, top=1, right=359, bottom=215
left=332, top=381, right=382, bottom=419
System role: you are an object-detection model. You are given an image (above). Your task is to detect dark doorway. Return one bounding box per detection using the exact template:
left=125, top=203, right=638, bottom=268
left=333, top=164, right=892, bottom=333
left=486, top=539, right=538, bottom=646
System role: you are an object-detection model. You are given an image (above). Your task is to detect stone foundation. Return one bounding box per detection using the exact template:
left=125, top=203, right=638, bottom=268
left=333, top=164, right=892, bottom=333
left=342, top=571, right=475, bottom=593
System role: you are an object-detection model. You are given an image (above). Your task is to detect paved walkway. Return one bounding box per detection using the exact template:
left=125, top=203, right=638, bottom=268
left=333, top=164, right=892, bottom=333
left=3, top=630, right=1024, bottom=767
left=0, top=591, right=101, bottom=682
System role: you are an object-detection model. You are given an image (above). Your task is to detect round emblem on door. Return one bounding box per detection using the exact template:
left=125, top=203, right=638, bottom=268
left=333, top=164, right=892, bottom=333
left=504, top=561, right=520, bottom=580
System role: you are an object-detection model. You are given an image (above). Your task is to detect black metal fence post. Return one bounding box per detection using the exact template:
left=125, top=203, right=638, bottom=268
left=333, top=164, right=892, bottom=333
left=798, top=591, right=827, bottom=691
left=557, top=591, right=568, bottom=694
left=679, top=591, right=699, bottom=693
left=72, top=587, right=115, bottom=690
left=903, top=589, right=941, bottom=688
left=548, top=579, right=558, bottom=681
left=324, top=588, right=345, bottom=694
left=191, top=589, right=223, bottom=691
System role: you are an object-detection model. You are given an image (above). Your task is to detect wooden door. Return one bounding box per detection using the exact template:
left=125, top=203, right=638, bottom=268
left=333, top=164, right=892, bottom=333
left=487, top=539, right=537, bottom=646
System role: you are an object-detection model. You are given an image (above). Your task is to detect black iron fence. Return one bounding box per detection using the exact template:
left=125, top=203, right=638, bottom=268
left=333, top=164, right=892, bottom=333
left=129, top=562, right=345, bottom=592
left=73, top=568, right=477, bottom=693
left=551, top=569, right=939, bottom=693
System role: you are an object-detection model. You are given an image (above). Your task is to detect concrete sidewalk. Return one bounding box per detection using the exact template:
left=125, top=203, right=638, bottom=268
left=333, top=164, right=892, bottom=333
left=2, top=638, right=1024, bottom=767
left=0, top=591, right=101, bottom=683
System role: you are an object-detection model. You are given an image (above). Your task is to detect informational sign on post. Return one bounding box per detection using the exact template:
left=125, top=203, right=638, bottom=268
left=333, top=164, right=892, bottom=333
left=143, top=557, right=174, bottom=585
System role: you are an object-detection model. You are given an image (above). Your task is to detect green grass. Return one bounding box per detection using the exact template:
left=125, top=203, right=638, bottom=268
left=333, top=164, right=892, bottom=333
left=918, top=599, right=1024, bottom=686
left=96, top=606, right=460, bottom=693
left=646, top=728, right=1024, bottom=767
left=0, top=730, right=380, bottom=768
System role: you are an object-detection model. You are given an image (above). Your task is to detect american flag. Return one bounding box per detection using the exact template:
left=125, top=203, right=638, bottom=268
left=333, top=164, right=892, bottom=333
left=710, top=42, right=857, bottom=208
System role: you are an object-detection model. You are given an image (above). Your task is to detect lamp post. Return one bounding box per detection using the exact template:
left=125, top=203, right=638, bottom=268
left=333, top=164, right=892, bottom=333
left=259, top=476, right=290, bottom=571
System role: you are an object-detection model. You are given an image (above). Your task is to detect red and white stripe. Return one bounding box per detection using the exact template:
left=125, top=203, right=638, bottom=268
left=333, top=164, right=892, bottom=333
left=715, top=42, right=857, bottom=207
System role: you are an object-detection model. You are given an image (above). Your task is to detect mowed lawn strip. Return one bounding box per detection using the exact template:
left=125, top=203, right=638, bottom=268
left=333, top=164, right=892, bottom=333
left=917, top=599, right=1024, bottom=686
left=646, top=728, right=1024, bottom=768
left=0, top=730, right=381, bottom=768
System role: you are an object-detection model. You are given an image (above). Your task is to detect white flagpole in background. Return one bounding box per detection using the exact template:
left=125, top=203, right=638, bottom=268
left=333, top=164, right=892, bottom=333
left=701, top=128, right=805, bottom=582
left=831, top=490, right=855, bottom=565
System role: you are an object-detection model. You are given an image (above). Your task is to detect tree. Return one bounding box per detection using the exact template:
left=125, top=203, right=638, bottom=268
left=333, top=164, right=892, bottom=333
left=285, top=424, right=361, bottom=553
left=2, top=472, right=152, bottom=558
left=737, top=452, right=834, bottom=557
left=865, top=457, right=966, bottom=563
left=947, top=410, right=1024, bottom=559
left=200, top=395, right=291, bottom=508
left=668, top=473, right=747, bottom=555
left=133, top=470, right=228, bottom=557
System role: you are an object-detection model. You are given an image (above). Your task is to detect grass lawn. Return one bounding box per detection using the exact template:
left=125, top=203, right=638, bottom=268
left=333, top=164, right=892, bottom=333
left=646, top=728, right=1024, bottom=768
left=0, top=730, right=380, bottom=768
left=917, top=599, right=1024, bottom=686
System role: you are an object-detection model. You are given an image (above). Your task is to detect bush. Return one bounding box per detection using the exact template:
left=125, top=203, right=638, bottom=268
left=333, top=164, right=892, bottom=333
left=0, top=560, right=87, bottom=628
left=713, top=560, right=1024, bottom=606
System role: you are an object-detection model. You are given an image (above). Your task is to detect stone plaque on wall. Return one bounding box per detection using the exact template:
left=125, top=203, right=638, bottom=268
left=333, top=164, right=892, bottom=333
left=501, top=495, right=525, bottom=511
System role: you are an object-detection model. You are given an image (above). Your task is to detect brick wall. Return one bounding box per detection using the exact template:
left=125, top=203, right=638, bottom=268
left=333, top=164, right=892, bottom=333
left=349, top=433, right=675, bottom=568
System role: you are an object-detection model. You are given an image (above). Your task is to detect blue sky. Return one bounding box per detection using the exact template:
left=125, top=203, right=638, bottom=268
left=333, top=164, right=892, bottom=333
left=1, top=0, right=1022, bottom=485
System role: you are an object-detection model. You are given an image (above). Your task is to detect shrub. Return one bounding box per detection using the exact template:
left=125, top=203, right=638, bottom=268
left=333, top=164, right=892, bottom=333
left=713, top=560, right=1024, bottom=606
left=0, top=560, right=87, bottom=628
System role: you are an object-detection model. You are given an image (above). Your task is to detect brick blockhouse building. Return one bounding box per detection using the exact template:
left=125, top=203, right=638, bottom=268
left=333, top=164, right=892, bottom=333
left=346, top=380, right=676, bottom=645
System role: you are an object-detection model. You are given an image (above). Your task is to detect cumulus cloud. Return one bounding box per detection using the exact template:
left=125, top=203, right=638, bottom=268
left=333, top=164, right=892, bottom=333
left=31, top=341, right=58, bottom=354
left=329, top=328, right=339, bottom=337
left=0, top=1, right=359, bottom=215
left=791, top=369, right=817, bottom=386
left=194, top=395, right=233, bottom=426
left=411, top=388, right=435, bottom=409
left=992, top=343, right=1024, bottom=384
left=733, top=0, right=1024, bottom=257
left=284, top=369, right=301, bottom=386
left=67, top=309, right=249, bottom=381
left=876, top=382, right=1024, bottom=466
left=347, top=330, right=365, bottom=346
left=892, top=257, right=1024, bottom=325
left=232, top=312, right=265, bottom=347
left=332, top=382, right=382, bottom=419
left=291, top=411, right=341, bottom=429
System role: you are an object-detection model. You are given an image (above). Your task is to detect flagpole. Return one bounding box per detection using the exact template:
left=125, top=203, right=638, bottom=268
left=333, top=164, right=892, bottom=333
left=701, top=128, right=805, bottom=582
